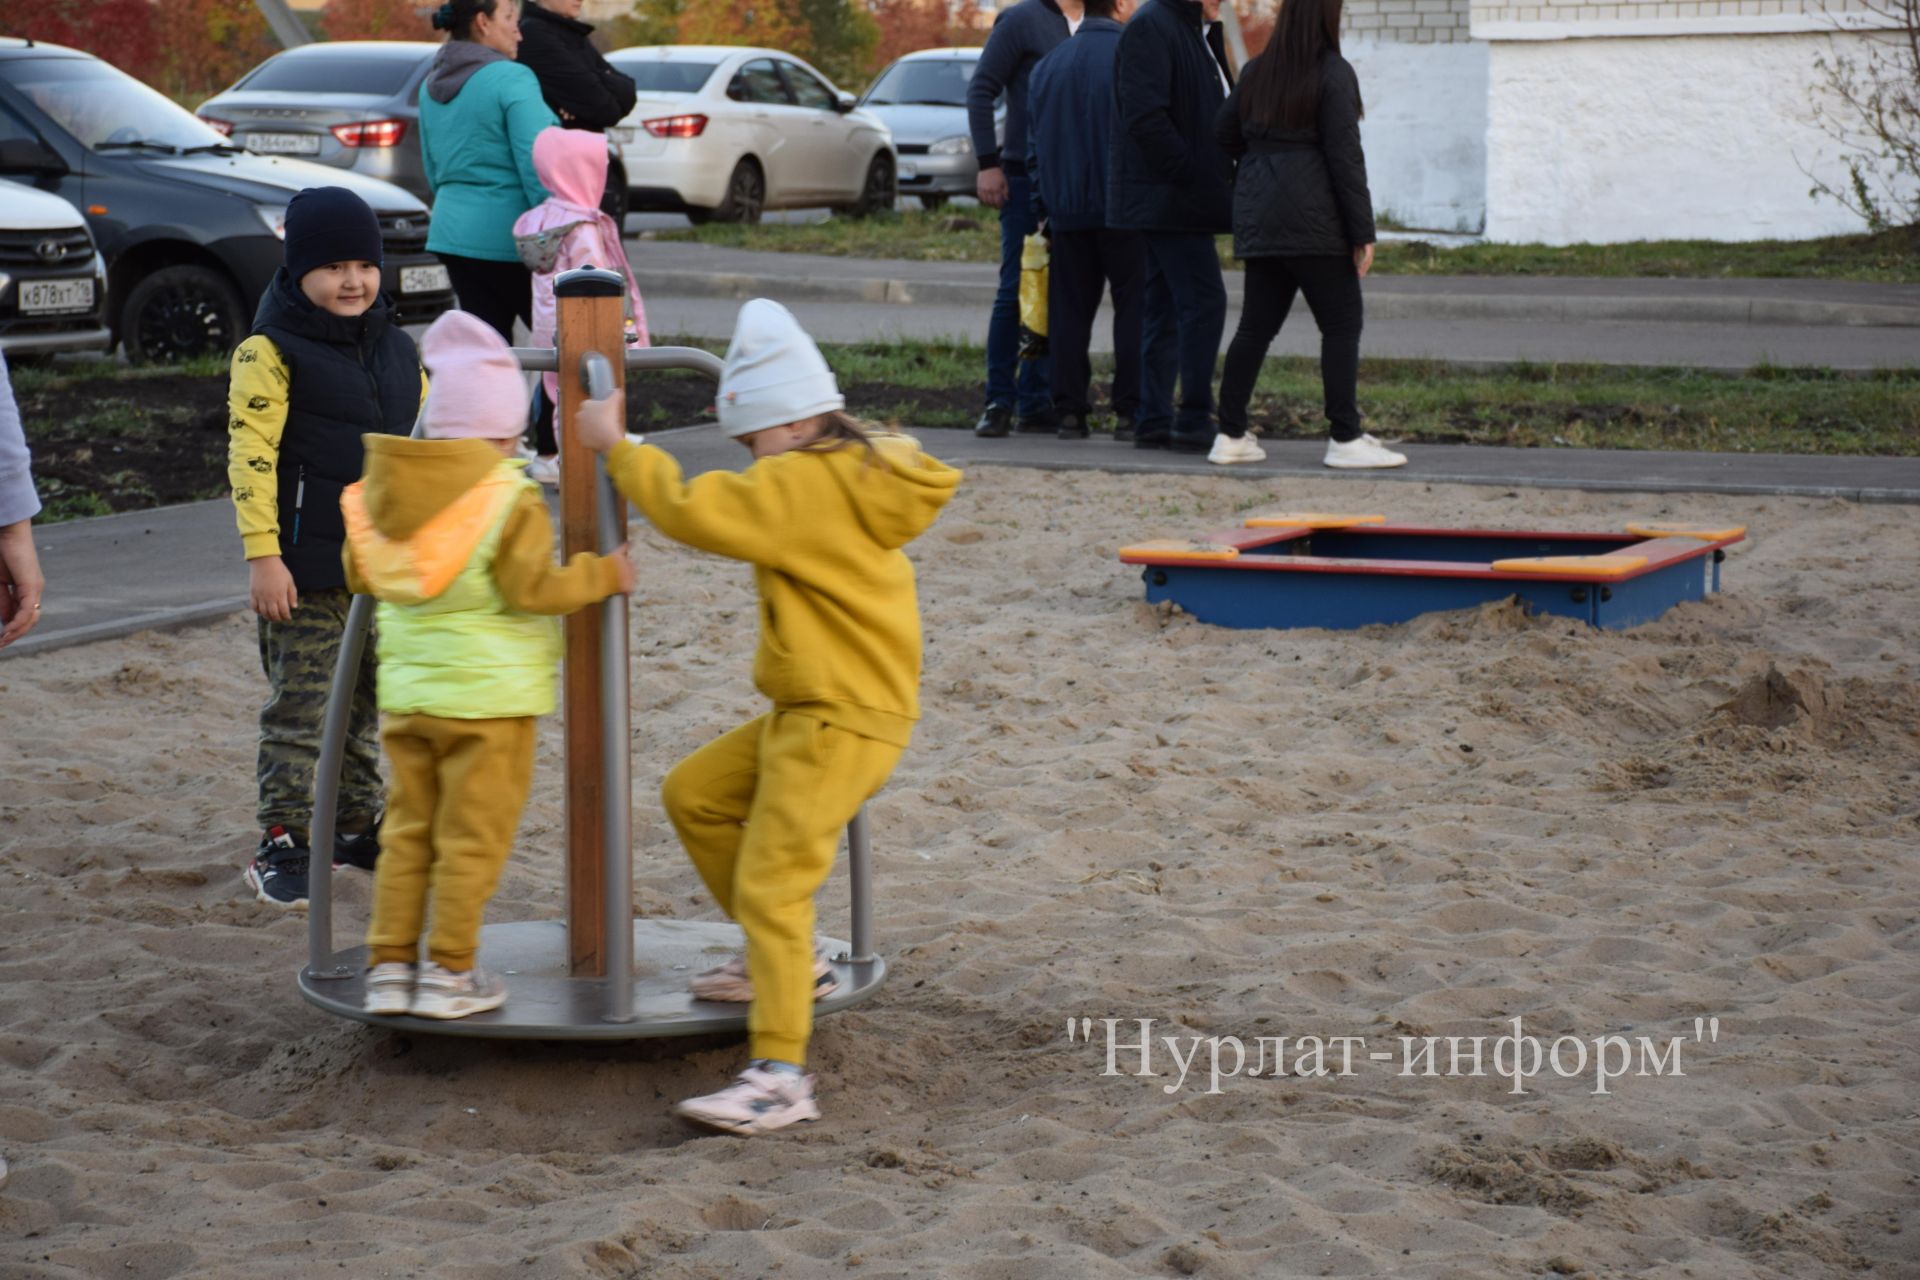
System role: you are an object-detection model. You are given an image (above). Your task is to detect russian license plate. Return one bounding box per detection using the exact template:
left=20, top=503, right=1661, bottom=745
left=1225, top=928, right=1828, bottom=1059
left=897, top=162, right=917, bottom=179
left=243, top=132, right=321, bottom=155
left=400, top=264, right=450, bottom=294
left=18, top=277, right=94, bottom=315
left=606, top=126, right=636, bottom=145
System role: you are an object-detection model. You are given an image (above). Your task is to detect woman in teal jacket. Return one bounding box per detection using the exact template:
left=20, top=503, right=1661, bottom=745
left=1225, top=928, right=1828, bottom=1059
left=420, top=0, right=557, bottom=340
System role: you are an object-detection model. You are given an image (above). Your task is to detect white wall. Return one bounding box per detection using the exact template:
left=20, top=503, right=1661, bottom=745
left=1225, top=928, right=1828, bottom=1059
left=1346, top=38, right=1490, bottom=233
left=1484, top=31, right=1901, bottom=244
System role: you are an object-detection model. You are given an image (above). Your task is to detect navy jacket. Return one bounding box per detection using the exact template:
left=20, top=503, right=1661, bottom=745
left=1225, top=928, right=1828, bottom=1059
left=1217, top=52, right=1375, bottom=258
left=1026, top=16, right=1124, bottom=231
left=1107, top=0, right=1236, bottom=234
left=967, top=0, right=1069, bottom=175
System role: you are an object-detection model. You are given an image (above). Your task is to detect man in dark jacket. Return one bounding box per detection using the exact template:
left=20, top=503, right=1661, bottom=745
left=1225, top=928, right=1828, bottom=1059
left=1108, top=0, right=1234, bottom=452
left=1028, top=0, right=1143, bottom=440
left=517, top=0, right=637, bottom=133
left=966, top=0, right=1074, bottom=437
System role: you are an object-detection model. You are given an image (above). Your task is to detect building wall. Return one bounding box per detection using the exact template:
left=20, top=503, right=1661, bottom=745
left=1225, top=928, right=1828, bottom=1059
left=1345, top=39, right=1489, bottom=232
left=1481, top=27, right=1901, bottom=243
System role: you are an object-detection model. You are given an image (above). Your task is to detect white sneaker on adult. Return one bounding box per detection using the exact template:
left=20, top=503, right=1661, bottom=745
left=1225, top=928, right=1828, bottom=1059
left=1207, top=433, right=1267, bottom=465
left=527, top=455, right=560, bottom=487
left=674, top=1062, right=821, bottom=1136
left=1323, top=433, right=1407, bottom=469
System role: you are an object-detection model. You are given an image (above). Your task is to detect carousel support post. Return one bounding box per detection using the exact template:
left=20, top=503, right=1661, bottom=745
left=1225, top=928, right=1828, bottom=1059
left=555, top=267, right=631, bottom=982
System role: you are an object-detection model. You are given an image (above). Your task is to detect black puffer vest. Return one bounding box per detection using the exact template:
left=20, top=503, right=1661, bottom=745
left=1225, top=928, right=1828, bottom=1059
left=252, top=270, right=422, bottom=590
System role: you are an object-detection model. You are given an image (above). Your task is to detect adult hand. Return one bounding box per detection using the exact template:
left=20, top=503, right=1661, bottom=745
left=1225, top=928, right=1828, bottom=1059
left=608, top=542, right=637, bottom=595
left=572, top=388, right=627, bottom=453
left=249, top=556, right=298, bottom=623
left=0, top=518, right=44, bottom=649
left=976, top=166, right=1008, bottom=209
left=1354, top=243, right=1375, bottom=278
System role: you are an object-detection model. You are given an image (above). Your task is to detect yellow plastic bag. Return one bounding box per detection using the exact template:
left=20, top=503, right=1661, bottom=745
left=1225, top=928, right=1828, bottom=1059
left=1018, top=232, right=1049, bottom=359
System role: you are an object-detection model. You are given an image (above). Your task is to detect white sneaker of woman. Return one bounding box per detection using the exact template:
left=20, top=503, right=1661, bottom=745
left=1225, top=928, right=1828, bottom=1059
left=1207, top=433, right=1268, bottom=465
left=1323, top=433, right=1407, bottom=469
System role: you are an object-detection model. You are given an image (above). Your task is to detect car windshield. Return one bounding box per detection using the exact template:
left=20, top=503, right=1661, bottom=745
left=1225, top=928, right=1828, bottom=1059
left=609, top=59, right=719, bottom=95
left=238, top=52, right=423, bottom=96
left=9, top=56, right=230, bottom=152
left=863, top=59, right=978, bottom=107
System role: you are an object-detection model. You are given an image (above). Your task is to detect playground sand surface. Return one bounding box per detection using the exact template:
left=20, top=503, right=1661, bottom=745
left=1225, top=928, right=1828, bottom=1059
left=2, top=468, right=1916, bottom=1280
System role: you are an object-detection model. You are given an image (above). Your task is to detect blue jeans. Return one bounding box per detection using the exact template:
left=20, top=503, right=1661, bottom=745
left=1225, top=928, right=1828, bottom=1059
left=1138, top=231, right=1227, bottom=443
left=985, top=169, right=1053, bottom=416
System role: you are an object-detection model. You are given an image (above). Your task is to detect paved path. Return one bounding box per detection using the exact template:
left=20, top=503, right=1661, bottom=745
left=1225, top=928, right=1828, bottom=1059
left=14, top=432, right=1918, bottom=660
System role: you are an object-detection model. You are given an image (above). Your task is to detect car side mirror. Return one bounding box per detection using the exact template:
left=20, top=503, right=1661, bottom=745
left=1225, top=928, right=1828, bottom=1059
left=727, top=79, right=747, bottom=102
left=0, top=138, right=68, bottom=177
left=834, top=91, right=856, bottom=113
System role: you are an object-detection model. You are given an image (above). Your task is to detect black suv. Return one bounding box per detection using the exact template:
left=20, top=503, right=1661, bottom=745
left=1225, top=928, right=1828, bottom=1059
left=0, top=38, right=454, bottom=361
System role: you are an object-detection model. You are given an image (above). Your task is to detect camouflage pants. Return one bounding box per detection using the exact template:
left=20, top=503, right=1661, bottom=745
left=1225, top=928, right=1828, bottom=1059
left=256, top=587, right=382, bottom=834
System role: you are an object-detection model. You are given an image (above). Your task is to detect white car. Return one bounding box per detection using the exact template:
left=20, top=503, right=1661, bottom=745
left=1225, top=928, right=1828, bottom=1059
left=0, top=182, right=110, bottom=357
left=603, top=45, right=896, bottom=224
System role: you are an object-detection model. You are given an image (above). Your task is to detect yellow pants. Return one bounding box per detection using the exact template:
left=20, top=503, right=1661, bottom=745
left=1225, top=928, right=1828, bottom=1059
left=662, top=709, right=902, bottom=1066
left=367, top=713, right=536, bottom=971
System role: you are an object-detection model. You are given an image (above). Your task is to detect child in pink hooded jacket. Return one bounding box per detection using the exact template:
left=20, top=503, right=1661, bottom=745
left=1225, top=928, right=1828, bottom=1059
left=513, top=127, right=650, bottom=481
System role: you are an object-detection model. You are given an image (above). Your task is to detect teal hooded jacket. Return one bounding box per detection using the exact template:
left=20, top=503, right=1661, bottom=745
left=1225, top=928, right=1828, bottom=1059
left=419, top=45, right=557, bottom=262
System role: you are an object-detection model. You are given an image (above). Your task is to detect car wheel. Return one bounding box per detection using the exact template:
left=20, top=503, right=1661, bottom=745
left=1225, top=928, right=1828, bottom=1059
left=699, top=159, right=765, bottom=226
left=919, top=193, right=949, bottom=212
left=839, top=152, right=896, bottom=219
left=120, top=264, right=245, bottom=364
left=601, top=159, right=630, bottom=228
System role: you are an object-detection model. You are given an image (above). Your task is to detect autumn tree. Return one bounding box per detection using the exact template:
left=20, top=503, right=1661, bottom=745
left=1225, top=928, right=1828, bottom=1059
left=0, top=0, right=163, bottom=82
left=321, top=0, right=434, bottom=40
left=869, top=0, right=974, bottom=67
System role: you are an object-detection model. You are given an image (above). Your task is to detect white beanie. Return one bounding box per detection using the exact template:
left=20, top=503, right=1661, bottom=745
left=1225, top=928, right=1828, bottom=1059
left=716, top=299, right=845, bottom=438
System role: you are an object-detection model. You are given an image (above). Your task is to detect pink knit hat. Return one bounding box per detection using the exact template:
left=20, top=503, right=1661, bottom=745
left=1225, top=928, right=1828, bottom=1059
left=420, top=310, right=528, bottom=440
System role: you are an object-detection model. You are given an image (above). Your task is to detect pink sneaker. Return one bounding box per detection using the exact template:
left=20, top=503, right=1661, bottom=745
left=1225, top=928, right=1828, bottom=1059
left=689, top=947, right=837, bottom=1002
left=674, top=1063, right=820, bottom=1135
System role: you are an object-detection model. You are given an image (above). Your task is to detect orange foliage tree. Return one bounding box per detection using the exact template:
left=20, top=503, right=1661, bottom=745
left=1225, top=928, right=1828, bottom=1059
left=150, top=0, right=278, bottom=97
left=869, top=0, right=974, bottom=66
left=0, top=0, right=163, bottom=82
left=321, top=0, right=434, bottom=40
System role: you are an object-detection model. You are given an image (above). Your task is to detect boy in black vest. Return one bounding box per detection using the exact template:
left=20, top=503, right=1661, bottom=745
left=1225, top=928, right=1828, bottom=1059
left=227, top=186, right=427, bottom=908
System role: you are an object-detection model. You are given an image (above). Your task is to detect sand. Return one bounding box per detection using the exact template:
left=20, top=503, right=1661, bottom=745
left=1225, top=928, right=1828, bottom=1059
left=1, top=467, right=1915, bottom=1280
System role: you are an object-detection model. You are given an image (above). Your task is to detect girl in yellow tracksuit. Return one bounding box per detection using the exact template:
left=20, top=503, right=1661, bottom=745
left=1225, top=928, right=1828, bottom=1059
left=343, top=312, right=632, bottom=1022
left=575, top=299, right=961, bottom=1135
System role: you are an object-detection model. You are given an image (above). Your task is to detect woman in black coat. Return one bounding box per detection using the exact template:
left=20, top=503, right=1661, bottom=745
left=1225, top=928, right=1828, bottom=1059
left=1212, top=0, right=1405, bottom=469
left=517, top=0, right=637, bottom=132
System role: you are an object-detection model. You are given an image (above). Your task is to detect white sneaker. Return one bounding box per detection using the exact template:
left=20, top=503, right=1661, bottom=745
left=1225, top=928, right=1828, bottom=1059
left=689, top=946, right=837, bottom=1003
left=408, top=963, right=508, bottom=1020
left=527, top=455, right=560, bottom=486
left=362, top=962, right=415, bottom=1016
left=1207, top=433, right=1267, bottom=465
left=1323, top=433, right=1407, bottom=469
left=674, top=1062, right=821, bottom=1135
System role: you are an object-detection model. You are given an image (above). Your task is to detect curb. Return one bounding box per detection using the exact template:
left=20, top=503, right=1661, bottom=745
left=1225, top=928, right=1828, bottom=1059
left=638, top=267, right=1920, bottom=329
left=7, top=596, right=247, bottom=660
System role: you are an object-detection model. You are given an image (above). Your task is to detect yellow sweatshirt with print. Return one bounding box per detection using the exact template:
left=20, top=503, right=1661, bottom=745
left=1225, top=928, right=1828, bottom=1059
left=227, top=334, right=431, bottom=561
left=605, top=432, right=962, bottom=747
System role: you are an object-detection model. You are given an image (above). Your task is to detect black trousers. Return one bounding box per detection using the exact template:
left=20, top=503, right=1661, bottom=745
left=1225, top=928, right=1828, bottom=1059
left=1217, top=254, right=1363, bottom=442
left=439, top=254, right=545, bottom=449
left=1047, top=227, right=1145, bottom=423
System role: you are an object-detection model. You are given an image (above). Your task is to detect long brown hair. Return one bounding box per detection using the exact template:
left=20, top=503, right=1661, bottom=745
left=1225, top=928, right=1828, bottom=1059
left=1239, top=0, right=1361, bottom=131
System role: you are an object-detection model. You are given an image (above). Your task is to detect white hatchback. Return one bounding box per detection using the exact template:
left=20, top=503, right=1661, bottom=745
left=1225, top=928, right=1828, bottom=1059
left=604, top=46, right=896, bottom=224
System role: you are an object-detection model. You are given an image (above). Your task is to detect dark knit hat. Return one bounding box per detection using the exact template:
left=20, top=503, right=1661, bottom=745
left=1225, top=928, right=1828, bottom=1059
left=284, top=186, right=384, bottom=282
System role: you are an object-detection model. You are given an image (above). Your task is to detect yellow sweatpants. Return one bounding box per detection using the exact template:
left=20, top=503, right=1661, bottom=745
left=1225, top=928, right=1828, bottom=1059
left=662, top=709, right=902, bottom=1066
left=367, top=713, right=536, bottom=971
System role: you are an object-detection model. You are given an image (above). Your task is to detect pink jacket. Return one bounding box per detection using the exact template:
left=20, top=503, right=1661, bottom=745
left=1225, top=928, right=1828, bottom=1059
left=512, top=127, right=649, bottom=404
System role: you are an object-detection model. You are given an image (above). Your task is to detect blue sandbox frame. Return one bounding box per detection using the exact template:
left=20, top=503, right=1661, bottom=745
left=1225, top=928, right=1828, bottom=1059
left=1123, top=525, right=1740, bottom=632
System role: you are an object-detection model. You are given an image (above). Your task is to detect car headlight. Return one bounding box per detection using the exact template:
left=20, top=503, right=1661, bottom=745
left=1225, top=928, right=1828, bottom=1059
left=253, top=205, right=288, bottom=239
left=929, top=135, right=972, bottom=156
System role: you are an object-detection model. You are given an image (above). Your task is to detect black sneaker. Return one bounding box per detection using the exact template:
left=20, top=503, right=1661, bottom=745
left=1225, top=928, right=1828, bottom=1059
left=973, top=405, right=1013, bottom=438
left=333, top=813, right=383, bottom=872
left=1133, top=432, right=1170, bottom=450
left=1057, top=413, right=1089, bottom=440
left=1168, top=431, right=1213, bottom=455
left=246, top=826, right=310, bottom=910
left=1014, top=410, right=1059, bottom=434
left=1113, top=418, right=1136, bottom=443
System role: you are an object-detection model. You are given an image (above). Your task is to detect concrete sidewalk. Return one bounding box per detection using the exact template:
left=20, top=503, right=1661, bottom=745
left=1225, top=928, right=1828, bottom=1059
left=629, top=242, right=1920, bottom=329
left=13, top=432, right=1920, bottom=660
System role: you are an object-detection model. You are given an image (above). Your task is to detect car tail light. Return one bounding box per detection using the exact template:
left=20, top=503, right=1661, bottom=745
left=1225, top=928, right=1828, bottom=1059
left=331, top=119, right=408, bottom=148
left=200, top=116, right=234, bottom=137
left=641, top=114, right=708, bottom=139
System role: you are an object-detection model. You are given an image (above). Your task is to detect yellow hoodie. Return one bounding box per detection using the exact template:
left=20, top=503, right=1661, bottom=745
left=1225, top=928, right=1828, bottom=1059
left=606, top=432, right=961, bottom=747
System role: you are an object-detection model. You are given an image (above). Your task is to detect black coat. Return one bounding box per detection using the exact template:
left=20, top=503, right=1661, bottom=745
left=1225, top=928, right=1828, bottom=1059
left=517, top=1, right=636, bottom=132
left=1106, top=0, right=1235, bottom=234
left=1216, top=53, right=1375, bottom=259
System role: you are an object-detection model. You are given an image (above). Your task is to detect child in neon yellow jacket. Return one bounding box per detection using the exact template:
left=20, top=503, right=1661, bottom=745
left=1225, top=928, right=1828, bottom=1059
left=343, top=311, right=633, bottom=1021
left=574, top=299, right=962, bottom=1135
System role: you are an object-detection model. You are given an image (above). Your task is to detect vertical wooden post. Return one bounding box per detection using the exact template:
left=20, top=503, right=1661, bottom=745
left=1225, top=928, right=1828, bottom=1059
left=555, top=269, right=628, bottom=977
